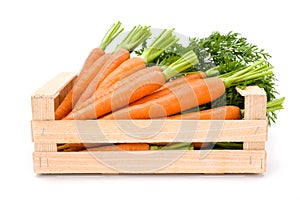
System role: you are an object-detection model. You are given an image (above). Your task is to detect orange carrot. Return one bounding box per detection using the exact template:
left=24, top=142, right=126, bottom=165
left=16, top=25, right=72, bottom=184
left=166, top=106, right=241, bottom=120
left=81, top=143, right=149, bottom=151
left=101, top=77, right=225, bottom=119
left=55, top=89, right=74, bottom=120
left=72, top=53, right=112, bottom=103
left=64, top=66, right=165, bottom=120
left=54, top=22, right=124, bottom=119
left=54, top=49, right=106, bottom=119
left=155, top=72, right=206, bottom=93
left=58, top=143, right=102, bottom=152
left=131, top=72, right=206, bottom=106
left=98, top=57, right=146, bottom=90
left=75, top=48, right=130, bottom=106
left=74, top=25, right=152, bottom=107
left=74, top=57, right=145, bottom=110
left=192, top=142, right=206, bottom=148
left=64, top=51, right=199, bottom=120
left=80, top=48, right=105, bottom=73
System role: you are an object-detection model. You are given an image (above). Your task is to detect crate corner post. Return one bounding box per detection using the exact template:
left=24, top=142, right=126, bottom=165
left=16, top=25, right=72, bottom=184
left=237, top=86, right=267, bottom=173
left=31, top=72, right=76, bottom=174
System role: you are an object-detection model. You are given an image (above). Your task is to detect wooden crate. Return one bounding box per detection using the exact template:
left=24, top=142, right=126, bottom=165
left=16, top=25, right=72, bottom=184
left=31, top=72, right=268, bottom=174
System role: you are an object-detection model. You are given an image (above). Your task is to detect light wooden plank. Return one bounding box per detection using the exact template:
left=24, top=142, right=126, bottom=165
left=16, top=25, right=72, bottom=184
left=244, top=95, right=267, bottom=120
left=31, top=72, right=77, bottom=120
left=237, top=86, right=267, bottom=150
left=31, top=119, right=267, bottom=143
left=243, top=142, right=265, bottom=150
left=236, top=86, right=266, bottom=96
left=32, top=72, right=77, bottom=98
left=31, top=97, right=56, bottom=121
left=33, top=150, right=266, bottom=174
left=34, top=143, right=57, bottom=152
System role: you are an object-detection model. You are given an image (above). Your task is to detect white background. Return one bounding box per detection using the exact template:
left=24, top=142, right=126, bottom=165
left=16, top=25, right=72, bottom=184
left=0, top=0, right=299, bottom=199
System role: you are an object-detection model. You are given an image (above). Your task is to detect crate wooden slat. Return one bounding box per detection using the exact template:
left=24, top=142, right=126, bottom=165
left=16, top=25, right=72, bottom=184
left=33, top=150, right=266, bottom=174
left=31, top=72, right=268, bottom=174
left=32, top=120, right=267, bottom=143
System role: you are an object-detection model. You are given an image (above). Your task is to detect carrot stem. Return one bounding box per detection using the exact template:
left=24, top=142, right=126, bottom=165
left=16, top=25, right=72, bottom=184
left=220, top=60, right=273, bottom=88
left=99, top=21, right=124, bottom=50
left=150, top=142, right=192, bottom=150
left=163, top=50, right=199, bottom=80
left=266, top=97, right=285, bottom=112
left=141, top=29, right=179, bottom=64
left=114, top=25, right=151, bottom=52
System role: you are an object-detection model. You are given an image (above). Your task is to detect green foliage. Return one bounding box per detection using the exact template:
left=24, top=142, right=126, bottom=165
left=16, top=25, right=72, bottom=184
left=199, top=32, right=278, bottom=124
left=199, top=31, right=271, bottom=66
left=135, top=31, right=282, bottom=125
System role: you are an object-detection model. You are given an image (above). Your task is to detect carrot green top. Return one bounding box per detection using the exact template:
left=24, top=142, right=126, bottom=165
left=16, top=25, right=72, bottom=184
left=114, top=25, right=152, bottom=53
left=99, top=21, right=124, bottom=50
left=162, top=50, right=199, bottom=80
left=141, top=29, right=179, bottom=64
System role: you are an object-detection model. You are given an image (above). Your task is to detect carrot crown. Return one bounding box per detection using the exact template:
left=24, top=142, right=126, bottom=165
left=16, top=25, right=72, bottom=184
left=99, top=21, right=124, bottom=50
left=114, top=25, right=152, bottom=53
left=219, top=60, right=274, bottom=88
left=141, top=29, right=179, bottom=64
left=162, top=50, right=199, bottom=80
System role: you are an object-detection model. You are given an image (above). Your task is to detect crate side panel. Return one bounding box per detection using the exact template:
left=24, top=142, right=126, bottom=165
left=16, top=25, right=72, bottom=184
left=32, top=120, right=268, bottom=143
left=33, top=150, right=266, bottom=174
left=31, top=72, right=77, bottom=121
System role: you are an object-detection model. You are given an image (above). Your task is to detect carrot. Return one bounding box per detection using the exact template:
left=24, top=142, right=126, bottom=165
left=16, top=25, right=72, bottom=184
left=64, top=29, right=183, bottom=120
left=98, top=57, right=146, bottom=91
left=81, top=143, right=149, bottom=151
left=64, top=66, right=165, bottom=120
left=72, top=53, right=112, bottom=102
left=102, top=77, right=225, bottom=119
left=103, top=60, right=273, bottom=120
left=54, top=22, right=124, bottom=119
left=54, top=49, right=106, bottom=120
left=55, top=90, right=74, bottom=120
left=58, top=143, right=102, bottom=152
left=78, top=48, right=105, bottom=73
left=74, top=57, right=146, bottom=110
left=73, top=29, right=179, bottom=112
left=156, top=72, right=206, bottom=93
left=74, top=25, right=152, bottom=107
left=192, top=142, right=207, bottom=148
left=166, top=106, right=241, bottom=120
left=65, top=49, right=199, bottom=120
left=75, top=48, right=130, bottom=106
left=131, top=72, right=206, bottom=106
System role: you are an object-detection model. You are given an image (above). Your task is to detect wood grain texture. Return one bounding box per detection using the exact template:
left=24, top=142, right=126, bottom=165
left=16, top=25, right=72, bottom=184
left=34, top=143, right=57, bottom=152
left=236, top=86, right=266, bottom=96
left=31, top=72, right=77, bottom=120
left=30, top=73, right=269, bottom=174
left=237, top=86, right=267, bottom=150
left=33, top=150, right=266, bottom=174
left=54, top=75, right=76, bottom=111
left=31, top=119, right=267, bottom=143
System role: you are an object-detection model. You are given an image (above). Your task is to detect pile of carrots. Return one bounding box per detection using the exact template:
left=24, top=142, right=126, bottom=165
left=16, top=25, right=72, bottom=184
left=56, top=22, right=243, bottom=121
left=54, top=22, right=283, bottom=152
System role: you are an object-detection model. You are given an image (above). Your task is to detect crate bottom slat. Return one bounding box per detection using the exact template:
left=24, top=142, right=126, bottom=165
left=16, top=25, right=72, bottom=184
left=33, top=150, right=266, bottom=174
